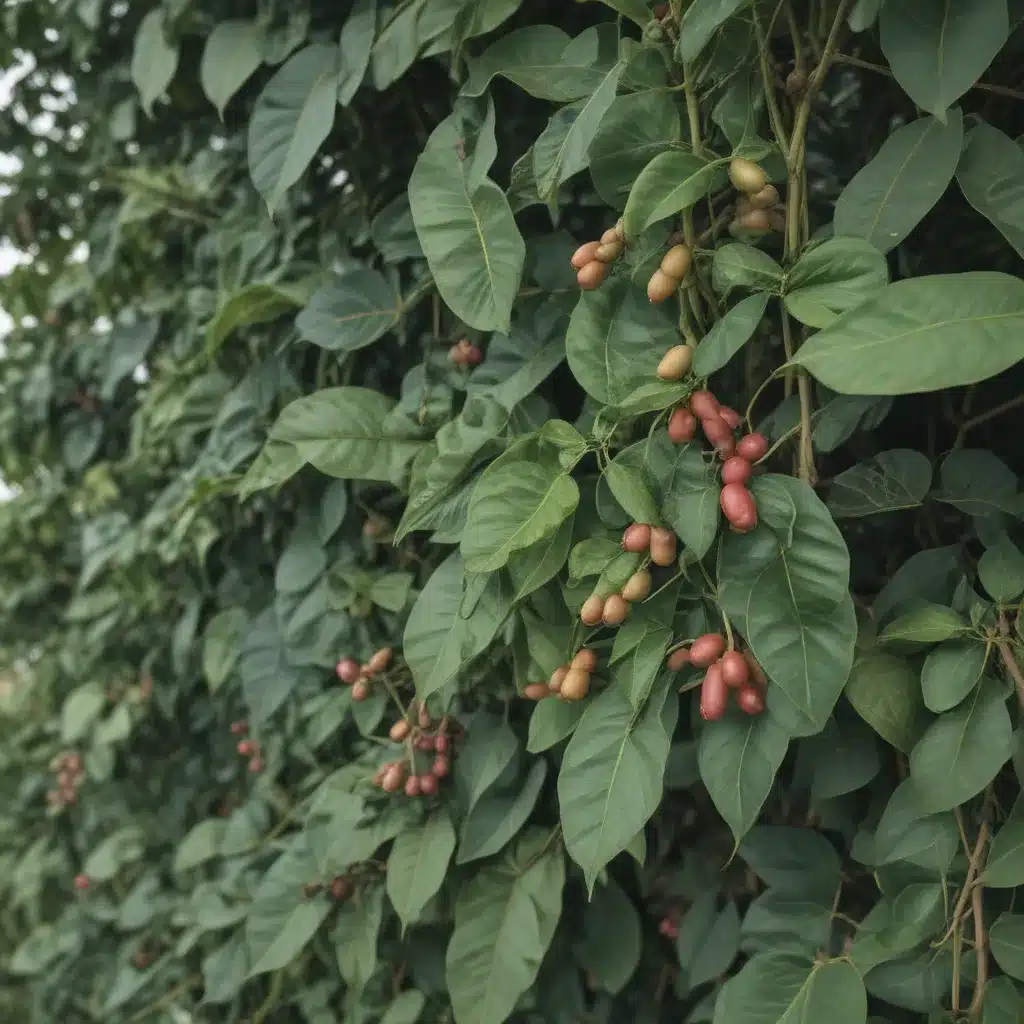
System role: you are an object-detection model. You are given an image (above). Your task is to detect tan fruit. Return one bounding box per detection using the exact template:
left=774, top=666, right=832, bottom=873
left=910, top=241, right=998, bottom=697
left=389, top=719, right=411, bottom=742
left=736, top=209, right=772, bottom=232
left=659, top=244, right=692, bottom=281
left=657, top=344, right=693, bottom=382
left=561, top=668, right=591, bottom=701
left=603, top=594, right=630, bottom=626
left=600, top=226, right=620, bottom=245
left=622, top=522, right=651, bottom=552
left=549, top=665, right=569, bottom=692
left=381, top=762, right=406, bottom=792
left=523, top=683, right=550, bottom=700
left=580, top=593, right=605, bottom=626
left=647, top=269, right=677, bottom=304
left=728, top=157, right=767, bottom=195
left=595, top=239, right=624, bottom=263
left=572, top=648, right=599, bottom=673
left=649, top=527, right=677, bottom=567
left=768, top=210, right=786, bottom=232
left=571, top=240, right=601, bottom=269
left=747, top=184, right=780, bottom=209
left=578, top=260, right=608, bottom=290
left=368, top=647, right=393, bottom=674
left=621, top=569, right=652, bottom=603
left=612, top=218, right=625, bottom=242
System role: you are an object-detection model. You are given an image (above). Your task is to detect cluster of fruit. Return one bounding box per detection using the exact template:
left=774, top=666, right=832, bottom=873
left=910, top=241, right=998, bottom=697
left=232, top=720, right=263, bottom=773
left=335, top=646, right=393, bottom=701
left=448, top=338, right=483, bottom=366
left=647, top=243, right=693, bottom=304
left=74, top=872, right=90, bottom=891
left=374, top=704, right=454, bottom=797
left=727, top=157, right=784, bottom=235
left=46, top=751, right=85, bottom=810
left=523, top=647, right=600, bottom=702
left=570, top=220, right=625, bottom=290
left=302, top=875, right=354, bottom=903
left=669, top=632, right=767, bottom=720
left=658, top=908, right=681, bottom=940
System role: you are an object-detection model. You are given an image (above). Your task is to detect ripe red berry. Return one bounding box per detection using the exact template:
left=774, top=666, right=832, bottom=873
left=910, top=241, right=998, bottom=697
left=699, top=662, right=729, bottom=722
left=248, top=757, right=263, bottom=773
left=434, top=734, right=449, bottom=754
left=721, top=456, right=752, bottom=486
left=74, top=873, right=90, bottom=891
left=719, top=406, right=743, bottom=430
left=667, top=647, right=690, bottom=671
left=336, top=658, right=361, bottom=684
left=736, top=685, right=766, bottom=715
left=621, top=522, right=651, bottom=552
left=331, top=877, right=351, bottom=901
left=351, top=681, right=370, bottom=702
left=736, top=433, right=769, bottom=462
left=690, top=633, right=726, bottom=668
left=720, top=650, right=750, bottom=689
left=405, top=775, right=422, bottom=797
left=688, top=390, right=719, bottom=419
left=419, top=773, right=439, bottom=796
left=667, top=407, right=697, bottom=444
left=237, top=740, right=253, bottom=756
left=230, top=720, right=248, bottom=736
left=431, top=756, right=450, bottom=778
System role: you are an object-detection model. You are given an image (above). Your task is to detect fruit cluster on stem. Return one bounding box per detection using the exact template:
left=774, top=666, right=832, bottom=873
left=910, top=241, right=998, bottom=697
left=449, top=338, right=483, bottom=366
left=527, top=647, right=600, bottom=702
left=234, top=723, right=263, bottom=774
left=46, top=750, right=85, bottom=810
left=375, top=701, right=455, bottom=797
left=669, top=632, right=767, bottom=720
left=570, top=220, right=625, bottom=291
left=335, top=646, right=393, bottom=701
left=647, top=243, right=693, bottom=304
left=727, top=158, right=785, bottom=235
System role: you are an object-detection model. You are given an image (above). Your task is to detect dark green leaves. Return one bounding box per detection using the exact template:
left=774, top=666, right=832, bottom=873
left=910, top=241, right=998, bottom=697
left=692, top=293, right=769, bottom=376
left=201, top=20, right=266, bottom=117
left=790, top=273, right=1024, bottom=395
left=296, top=271, right=400, bottom=352
left=958, top=122, right=1024, bottom=259
left=623, top=153, right=726, bottom=236
left=386, top=809, right=456, bottom=929
left=678, top=0, right=753, bottom=64
left=845, top=652, right=925, bottom=753
left=132, top=9, right=179, bottom=117
left=920, top=641, right=987, bottom=713
left=783, top=238, right=889, bottom=329
left=827, top=450, right=933, bottom=519
left=982, top=799, right=1024, bottom=887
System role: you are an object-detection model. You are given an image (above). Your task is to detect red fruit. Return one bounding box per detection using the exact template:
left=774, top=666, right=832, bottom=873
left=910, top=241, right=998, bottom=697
left=649, top=527, right=677, bottom=568
left=523, top=683, right=549, bottom=700
left=577, top=260, right=608, bottom=290
left=405, top=775, right=422, bottom=797
left=667, top=407, right=697, bottom=444
left=719, top=406, right=743, bottom=430
left=418, top=704, right=432, bottom=729
left=688, top=390, right=719, bottom=419
left=389, top=719, right=411, bottom=742
left=571, top=240, right=601, bottom=270
left=74, top=873, right=90, bottom=891
left=667, top=647, right=690, bottom=671
left=331, top=877, right=351, bottom=901
left=572, top=648, right=599, bottom=673
left=434, top=733, right=449, bottom=754
left=700, top=662, right=729, bottom=721
left=416, top=736, right=434, bottom=752
left=721, top=456, right=752, bottom=485
left=419, top=773, right=439, bottom=796
left=622, top=522, right=651, bottom=552
left=431, top=756, right=450, bottom=778
left=720, top=483, right=758, bottom=533
left=744, top=651, right=767, bottom=686
left=736, top=433, right=769, bottom=462
left=736, top=685, right=766, bottom=715
left=701, top=414, right=733, bottom=447
left=230, top=720, right=248, bottom=736
left=336, top=658, right=361, bottom=684
left=720, top=650, right=750, bottom=689
left=237, top=740, right=253, bottom=756
left=690, top=633, right=726, bottom=668
left=351, top=681, right=371, bottom=702
left=248, top=758, right=263, bottom=773
left=466, top=345, right=484, bottom=366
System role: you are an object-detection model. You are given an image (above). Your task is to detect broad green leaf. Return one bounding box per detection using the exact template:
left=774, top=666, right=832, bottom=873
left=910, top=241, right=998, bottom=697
left=380, top=991, right=426, bottom=1024
left=698, top=712, right=789, bottom=846
left=202, top=936, right=248, bottom=1004
left=559, top=684, right=672, bottom=891
left=200, top=20, right=266, bottom=117
left=845, top=652, right=926, bottom=753
left=661, top=444, right=720, bottom=559
left=872, top=779, right=959, bottom=872
left=805, top=713, right=881, bottom=803
left=879, top=604, right=967, bottom=644
left=248, top=43, right=340, bottom=214
left=589, top=91, right=683, bottom=208
left=982, top=976, right=1024, bottom=1022
left=783, top=237, right=889, bottom=329
left=507, top=516, right=574, bottom=602
left=207, top=282, right=310, bottom=356
left=131, top=9, right=179, bottom=117
left=678, top=0, right=753, bottom=64
left=740, top=826, right=842, bottom=895
left=813, top=393, right=892, bottom=454
left=982, top=798, right=1024, bottom=887
left=603, top=460, right=660, bottom=527
left=921, top=641, right=987, bottom=713
left=458, top=760, right=547, bottom=864
left=445, top=829, right=564, bottom=1024
left=834, top=110, right=964, bottom=252
left=338, top=0, right=377, bottom=104
left=910, top=679, right=1013, bottom=812
left=933, top=448, right=1021, bottom=517
left=980, top=538, right=1024, bottom=602
left=850, top=883, right=945, bottom=973
left=527, top=696, right=586, bottom=752
left=574, top=878, right=641, bottom=994
left=174, top=820, right=227, bottom=873
left=958, top=122, right=1024, bottom=259
left=880, top=0, right=1009, bottom=117
left=566, top=278, right=675, bottom=405
left=789, top=273, right=1024, bottom=395
left=623, top=152, right=726, bottom=236
left=577, top=0, right=650, bottom=27
left=827, top=450, right=932, bottom=519
left=712, top=243, right=784, bottom=295
left=386, top=808, right=456, bottom=930
left=991, top=913, right=1024, bottom=981
left=863, top=951, right=953, bottom=1012
left=462, top=457, right=579, bottom=573
left=409, top=111, right=525, bottom=332
left=689, top=902, right=741, bottom=988
left=239, top=608, right=319, bottom=724
left=62, top=683, right=107, bottom=743
left=333, top=884, right=384, bottom=990
left=202, top=608, right=248, bottom=691
left=534, top=63, right=623, bottom=202
left=692, top=293, right=769, bottom=376
left=296, top=270, right=400, bottom=352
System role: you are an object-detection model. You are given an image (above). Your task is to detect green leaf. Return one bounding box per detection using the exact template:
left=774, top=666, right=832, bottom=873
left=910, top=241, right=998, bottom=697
left=174, top=819, right=227, bottom=873
left=507, top=516, right=574, bottom=603
left=334, top=884, right=384, bottom=990
left=871, top=780, right=959, bottom=873
left=338, top=0, right=377, bottom=105
left=566, top=278, right=676, bottom=405
left=689, top=902, right=741, bottom=988
left=661, top=445, right=720, bottom=559
left=296, top=271, right=400, bottom=352
left=409, top=110, right=525, bottom=332
left=622, top=152, right=726, bottom=236
left=445, top=829, right=564, bottom=1024
left=783, top=238, right=889, bottom=329
left=206, top=282, right=308, bottom=356
left=131, top=9, right=179, bottom=117
left=574, top=878, right=642, bottom=994
left=991, top=913, right=1024, bottom=981
left=879, top=604, right=967, bottom=644
left=698, top=712, right=789, bottom=846
left=789, top=273, right=1024, bottom=395
left=200, top=20, right=266, bottom=117
left=834, top=110, right=964, bottom=252
left=845, top=652, right=926, bottom=753
left=982, top=799, right=1024, bottom=887
left=462, top=457, right=579, bottom=573
left=910, top=679, right=1013, bottom=812
left=921, top=641, right=987, bottom=713
left=201, top=608, right=248, bottom=691
left=957, top=122, right=1024, bottom=259
left=712, top=243, right=784, bottom=295
left=692, top=293, right=769, bottom=376
left=458, top=760, right=547, bottom=864
left=850, top=883, right=946, bottom=974
left=577, top=0, right=650, bottom=27
left=980, top=538, right=1024, bottom=602
left=239, top=609, right=318, bottom=724
left=740, top=825, right=842, bottom=895
left=61, top=683, right=107, bottom=743
left=678, top=0, right=753, bottom=64
left=370, top=572, right=414, bottom=612
left=603, top=460, right=660, bottom=527
left=385, top=808, right=456, bottom=930
left=880, top=0, right=1009, bottom=117
left=933, top=448, right=1021, bottom=517
left=248, top=43, right=340, bottom=214
left=827, top=450, right=933, bottom=519
left=982, top=976, right=1024, bottom=1022
left=805, top=714, right=881, bottom=803
left=527, top=696, right=586, bottom=752
left=558, top=684, right=673, bottom=891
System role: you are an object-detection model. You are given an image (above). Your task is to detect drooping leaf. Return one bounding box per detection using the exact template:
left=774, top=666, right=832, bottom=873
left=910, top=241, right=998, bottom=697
left=827, top=450, right=933, bottom=519
left=622, top=152, right=726, bottom=236
left=678, top=0, right=753, bottom=64
left=200, top=20, right=266, bottom=117
left=131, top=9, right=179, bottom=117
left=338, top=0, right=378, bottom=104
left=295, top=270, right=400, bottom=352
left=692, top=292, right=769, bottom=376
left=386, top=808, right=456, bottom=930
left=845, top=652, right=926, bottom=753
left=920, top=641, right=987, bottom=713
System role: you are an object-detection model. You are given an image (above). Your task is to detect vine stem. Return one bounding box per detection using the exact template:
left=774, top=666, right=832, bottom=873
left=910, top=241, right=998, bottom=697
left=940, top=812, right=989, bottom=947
left=833, top=52, right=1024, bottom=102
left=955, top=392, right=1024, bottom=448
left=997, top=612, right=1024, bottom=710
left=969, top=874, right=989, bottom=1019
left=781, top=308, right=816, bottom=484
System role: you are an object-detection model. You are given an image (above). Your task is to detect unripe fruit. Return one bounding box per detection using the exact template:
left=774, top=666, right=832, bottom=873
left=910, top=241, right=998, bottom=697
left=435, top=734, right=449, bottom=753
left=74, top=873, right=90, bottom=891
left=744, top=651, right=767, bottom=686
left=578, top=260, right=608, bottom=290
left=688, top=390, right=718, bottom=419
left=657, top=344, right=693, bottom=381
left=690, top=633, right=726, bottom=667
left=561, top=667, right=591, bottom=701
left=622, top=522, right=651, bottom=552
left=736, top=432, right=768, bottom=462
left=721, top=456, right=752, bottom=485
left=524, top=682, right=549, bottom=700
left=405, top=774, right=422, bottom=797
left=419, top=773, right=439, bottom=796
left=331, top=877, right=351, bottom=901
left=649, top=527, right=677, bottom=567
left=600, top=226, right=620, bottom=245
left=352, top=681, right=370, bottom=701
left=720, top=650, right=750, bottom=689
left=432, top=756, right=450, bottom=778
left=381, top=762, right=406, bottom=792
left=748, top=183, right=780, bottom=209
left=248, top=758, right=263, bottom=773
left=418, top=704, right=432, bottom=729
left=581, top=593, right=605, bottom=626
left=736, top=685, right=766, bottom=715
left=621, top=569, right=652, bottom=603
left=667, top=647, right=690, bottom=671
left=595, top=240, right=624, bottom=263
left=336, top=658, right=361, bottom=684
left=668, top=407, right=697, bottom=443
left=736, top=208, right=773, bottom=231
left=729, top=157, right=767, bottom=195
left=719, top=406, right=743, bottom=430
left=237, top=740, right=253, bottom=756
left=549, top=665, right=569, bottom=693
left=368, top=647, right=393, bottom=674
left=700, top=662, right=729, bottom=721
left=572, top=648, right=599, bottom=673
left=571, top=240, right=601, bottom=269
left=660, top=244, right=692, bottom=281
left=389, top=719, right=411, bottom=742
left=720, top=483, right=758, bottom=533
left=647, top=269, right=677, bottom=304
left=603, top=593, right=630, bottom=625
left=465, top=345, right=484, bottom=365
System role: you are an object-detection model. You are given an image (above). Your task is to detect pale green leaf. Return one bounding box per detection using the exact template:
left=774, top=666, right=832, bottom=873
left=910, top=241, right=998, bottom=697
left=200, top=20, right=266, bottom=117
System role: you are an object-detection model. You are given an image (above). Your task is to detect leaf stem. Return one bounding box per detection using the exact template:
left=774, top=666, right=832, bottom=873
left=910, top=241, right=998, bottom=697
left=833, top=52, right=1024, bottom=102
left=781, top=308, right=816, bottom=485
left=955, top=392, right=1024, bottom=448
left=997, top=611, right=1024, bottom=710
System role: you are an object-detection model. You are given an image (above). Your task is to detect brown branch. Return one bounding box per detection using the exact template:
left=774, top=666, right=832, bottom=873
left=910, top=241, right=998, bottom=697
left=939, top=816, right=990, bottom=946
left=997, top=612, right=1024, bottom=711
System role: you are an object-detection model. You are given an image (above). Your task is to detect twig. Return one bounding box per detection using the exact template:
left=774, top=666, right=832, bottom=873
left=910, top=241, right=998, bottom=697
left=939, top=816, right=989, bottom=947
left=781, top=308, right=816, bottom=485
left=955, top=392, right=1024, bottom=448
left=834, top=52, right=1024, bottom=102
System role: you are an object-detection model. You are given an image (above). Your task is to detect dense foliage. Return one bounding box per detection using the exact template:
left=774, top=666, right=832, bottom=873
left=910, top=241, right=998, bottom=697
left=7, top=0, right=1024, bottom=1021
